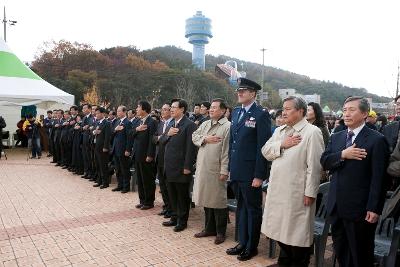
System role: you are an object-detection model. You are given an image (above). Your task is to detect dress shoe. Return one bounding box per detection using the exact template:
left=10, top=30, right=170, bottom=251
left=37, top=156, right=41, bottom=159
left=164, top=213, right=171, bottom=219
left=76, top=171, right=84, bottom=175
left=62, top=165, right=68, bottom=169
left=194, top=230, right=217, bottom=238
left=50, top=161, right=56, bottom=163
left=112, top=187, right=122, bottom=192
left=89, top=178, right=96, bottom=182
left=226, top=244, right=245, bottom=255
left=100, top=185, right=109, bottom=189
left=214, top=234, right=226, bottom=245
left=81, top=174, right=88, bottom=178
left=140, top=205, right=154, bottom=210
left=121, top=190, right=129, bottom=194
left=173, top=224, right=187, bottom=232
left=55, top=163, right=61, bottom=167
left=162, top=220, right=177, bottom=227
left=237, top=249, right=258, bottom=261
left=93, top=183, right=101, bottom=187
left=158, top=210, right=167, bottom=216
left=135, top=204, right=144, bottom=209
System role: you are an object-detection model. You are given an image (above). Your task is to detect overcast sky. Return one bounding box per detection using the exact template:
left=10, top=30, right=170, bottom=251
left=3, top=0, right=400, bottom=97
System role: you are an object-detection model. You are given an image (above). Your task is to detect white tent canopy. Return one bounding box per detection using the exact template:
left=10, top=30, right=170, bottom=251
left=0, top=39, right=74, bottom=133
left=0, top=39, right=74, bottom=109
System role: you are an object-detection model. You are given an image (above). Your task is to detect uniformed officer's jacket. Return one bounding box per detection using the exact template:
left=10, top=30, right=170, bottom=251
left=229, top=102, right=271, bottom=182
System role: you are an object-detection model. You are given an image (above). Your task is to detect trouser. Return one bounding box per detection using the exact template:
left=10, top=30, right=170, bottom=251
left=114, top=155, right=131, bottom=190
left=232, top=180, right=263, bottom=251
left=48, top=133, right=53, bottom=155
left=277, top=242, right=312, bottom=267
left=29, top=137, right=42, bottom=157
left=167, top=181, right=191, bottom=226
left=204, top=207, right=228, bottom=235
left=330, top=213, right=377, bottom=267
left=135, top=161, right=156, bottom=206
left=90, top=145, right=97, bottom=178
left=95, top=149, right=110, bottom=186
left=157, top=165, right=171, bottom=213
left=53, top=137, right=61, bottom=162
left=82, top=139, right=92, bottom=175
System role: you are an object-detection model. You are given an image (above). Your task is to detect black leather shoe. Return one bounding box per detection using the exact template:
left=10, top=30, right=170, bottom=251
left=173, top=224, right=187, bottom=232
left=93, top=183, right=101, bottom=187
left=100, top=185, right=109, bottom=189
left=50, top=161, right=56, bottom=163
left=162, top=220, right=177, bottom=227
left=81, top=174, right=88, bottom=178
left=135, top=204, right=143, bottom=209
left=164, top=213, right=171, bottom=219
left=55, top=163, right=61, bottom=167
left=158, top=210, right=167, bottom=216
left=112, top=187, right=122, bottom=192
left=62, top=166, right=68, bottom=169
left=121, top=190, right=129, bottom=194
left=237, top=249, right=258, bottom=261
left=140, top=205, right=154, bottom=210
left=226, top=244, right=245, bottom=255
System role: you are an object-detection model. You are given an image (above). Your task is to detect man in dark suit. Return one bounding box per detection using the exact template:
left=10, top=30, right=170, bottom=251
left=53, top=110, right=64, bottom=166
left=382, top=95, right=400, bottom=152
left=153, top=103, right=173, bottom=217
left=93, top=107, right=112, bottom=189
left=81, top=104, right=93, bottom=179
left=44, top=110, right=53, bottom=157
left=226, top=78, right=271, bottom=261
left=131, top=100, right=158, bottom=210
left=160, top=99, right=197, bottom=232
left=321, top=96, right=389, bottom=267
left=112, top=106, right=133, bottom=193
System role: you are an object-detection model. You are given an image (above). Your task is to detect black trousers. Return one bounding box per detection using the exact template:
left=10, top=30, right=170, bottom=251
left=232, top=181, right=263, bottom=252
left=277, top=242, right=312, bottom=267
left=204, top=207, right=228, bottom=235
left=53, top=137, right=61, bottom=163
left=167, top=181, right=191, bottom=226
left=330, top=214, right=377, bottom=267
left=157, top=165, right=170, bottom=212
left=135, top=161, right=156, bottom=206
left=82, top=138, right=92, bottom=175
left=95, top=149, right=110, bottom=186
left=90, top=144, right=97, bottom=178
left=114, top=155, right=131, bottom=190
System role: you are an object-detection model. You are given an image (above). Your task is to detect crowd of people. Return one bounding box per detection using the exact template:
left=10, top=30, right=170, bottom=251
left=4, top=77, right=400, bottom=267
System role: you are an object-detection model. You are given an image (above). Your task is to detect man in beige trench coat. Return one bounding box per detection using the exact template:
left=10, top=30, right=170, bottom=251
left=261, top=96, right=324, bottom=267
left=192, top=98, right=231, bottom=245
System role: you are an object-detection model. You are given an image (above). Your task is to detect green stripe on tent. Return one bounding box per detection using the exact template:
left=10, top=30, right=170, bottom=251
left=0, top=51, right=41, bottom=80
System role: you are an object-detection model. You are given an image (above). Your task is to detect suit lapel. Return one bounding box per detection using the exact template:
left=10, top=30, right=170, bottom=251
left=338, top=130, right=347, bottom=151
left=353, top=126, right=369, bottom=148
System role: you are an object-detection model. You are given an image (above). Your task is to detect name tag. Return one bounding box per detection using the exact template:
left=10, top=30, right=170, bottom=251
left=245, top=120, right=256, bottom=128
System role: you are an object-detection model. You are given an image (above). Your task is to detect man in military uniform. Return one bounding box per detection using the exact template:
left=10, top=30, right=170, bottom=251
left=226, top=78, right=271, bottom=261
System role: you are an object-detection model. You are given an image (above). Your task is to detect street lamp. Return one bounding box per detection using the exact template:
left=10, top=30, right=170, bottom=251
left=2, top=6, right=17, bottom=42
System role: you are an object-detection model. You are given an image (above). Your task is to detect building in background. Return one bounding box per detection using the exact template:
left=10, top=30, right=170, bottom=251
left=278, top=88, right=321, bottom=104
left=185, top=11, right=212, bottom=70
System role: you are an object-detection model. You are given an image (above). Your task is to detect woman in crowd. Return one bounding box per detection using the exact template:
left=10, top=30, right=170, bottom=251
left=306, top=102, right=330, bottom=147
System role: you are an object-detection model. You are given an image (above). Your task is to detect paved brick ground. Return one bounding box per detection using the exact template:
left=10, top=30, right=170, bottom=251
left=0, top=149, right=283, bottom=266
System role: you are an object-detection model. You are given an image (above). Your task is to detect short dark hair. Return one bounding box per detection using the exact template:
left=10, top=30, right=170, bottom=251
left=201, top=101, right=211, bottom=110
left=59, top=110, right=64, bottom=115
left=171, top=98, right=188, bottom=113
left=275, top=109, right=283, bottom=119
left=70, top=105, right=78, bottom=112
left=211, top=98, right=227, bottom=110
left=109, top=110, right=116, bottom=116
left=83, top=103, right=92, bottom=109
left=194, top=103, right=201, bottom=108
left=118, top=106, right=127, bottom=112
left=344, top=96, right=370, bottom=113
left=283, top=96, right=307, bottom=117
left=95, top=107, right=106, bottom=113
left=47, top=110, right=53, bottom=114
left=138, top=100, right=152, bottom=114
left=395, top=95, right=400, bottom=102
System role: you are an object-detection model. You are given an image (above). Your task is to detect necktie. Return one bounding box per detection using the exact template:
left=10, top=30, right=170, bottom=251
left=346, top=131, right=354, bottom=148
left=238, top=108, right=245, bottom=122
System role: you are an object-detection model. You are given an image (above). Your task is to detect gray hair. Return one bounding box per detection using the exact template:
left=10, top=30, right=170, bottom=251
left=344, top=96, right=370, bottom=113
left=283, top=96, right=307, bottom=117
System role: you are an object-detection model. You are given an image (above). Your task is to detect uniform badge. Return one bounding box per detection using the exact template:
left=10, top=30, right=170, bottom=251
left=245, top=119, right=256, bottom=128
